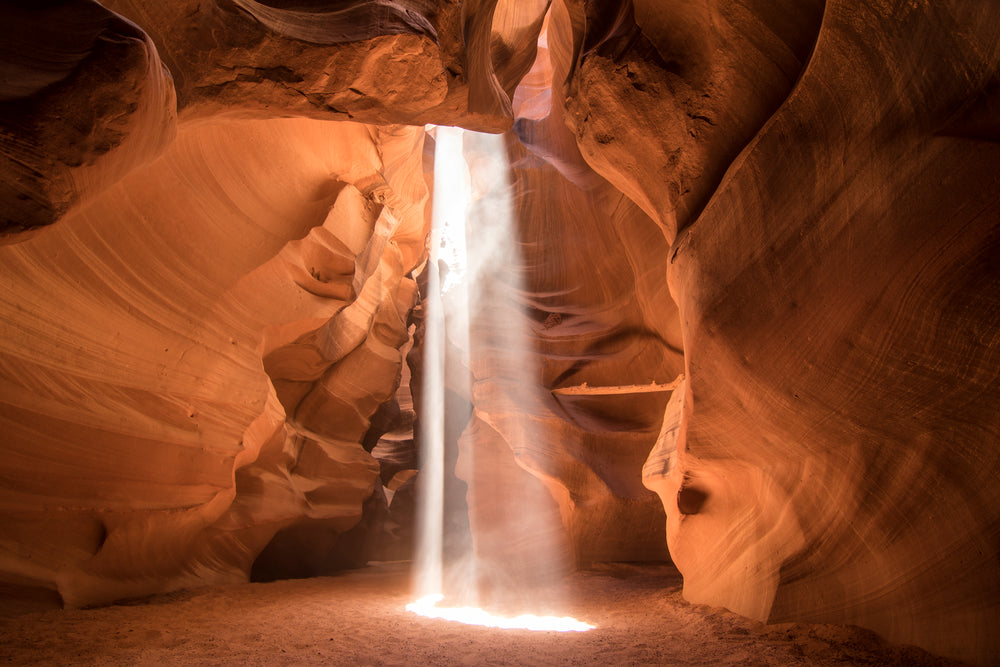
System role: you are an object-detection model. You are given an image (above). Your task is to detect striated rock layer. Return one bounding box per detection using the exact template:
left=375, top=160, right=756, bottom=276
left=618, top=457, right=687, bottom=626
left=0, top=0, right=550, bottom=239
left=0, top=1, right=176, bottom=236
left=563, top=1, right=1000, bottom=664
left=0, top=118, right=429, bottom=607
left=454, top=127, right=681, bottom=592
left=0, top=0, right=998, bottom=664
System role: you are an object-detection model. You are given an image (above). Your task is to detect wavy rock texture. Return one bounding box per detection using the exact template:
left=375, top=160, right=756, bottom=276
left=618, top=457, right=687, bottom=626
left=100, top=0, right=548, bottom=131
left=0, top=118, right=428, bottom=607
left=561, top=1, right=1000, bottom=664
left=446, top=13, right=682, bottom=590
left=565, top=0, right=825, bottom=240
left=0, top=0, right=998, bottom=665
left=454, top=146, right=681, bottom=594
left=0, top=1, right=176, bottom=237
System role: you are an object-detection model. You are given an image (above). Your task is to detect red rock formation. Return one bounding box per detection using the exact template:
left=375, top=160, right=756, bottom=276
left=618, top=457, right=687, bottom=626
left=462, top=133, right=680, bottom=568
left=0, top=1, right=998, bottom=664
left=566, top=1, right=1000, bottom=664
left=0, top=1, right=176, bottom=236
left=456, top=8, right=682, bottom=580
left=0, top=117, right=428, bottom=607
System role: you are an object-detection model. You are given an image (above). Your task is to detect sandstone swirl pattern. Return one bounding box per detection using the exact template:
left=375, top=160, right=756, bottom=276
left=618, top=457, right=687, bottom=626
left=572, top=2, right=1000, bottom=664
left=0, top=1, right=998, bottom=665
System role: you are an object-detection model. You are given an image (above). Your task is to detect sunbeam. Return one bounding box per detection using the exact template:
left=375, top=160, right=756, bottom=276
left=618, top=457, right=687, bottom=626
left=410, top=125, right=593, bottom=632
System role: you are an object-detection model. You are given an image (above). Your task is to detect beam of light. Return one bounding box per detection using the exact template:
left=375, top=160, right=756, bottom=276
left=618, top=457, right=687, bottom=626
left=412, top=217, right=444, bottom=598
left=406, top=595, right=594, bottom=632
left=413, top=125, right=467, bottom=599
left=410, top=125, right=593, bottom=633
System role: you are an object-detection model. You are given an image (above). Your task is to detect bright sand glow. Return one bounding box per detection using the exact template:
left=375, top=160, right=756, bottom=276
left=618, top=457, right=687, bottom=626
left=406, top=595, right=595, bottom=632
left=411, top=126, right=593, bottom=632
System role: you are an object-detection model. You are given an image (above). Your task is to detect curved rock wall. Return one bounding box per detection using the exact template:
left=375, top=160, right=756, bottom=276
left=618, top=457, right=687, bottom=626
left=0, top=116, right=428, bottom=607
left=0, top=0, right=998, bottom=664
left=454, top=10, right=682, bottom=584
left=457, top=130, right=680, bottom=580
left=564, top=0, right=825, bottom=240
left=567, top=1, right=1000, bottom=663
left=0, top=1, right=176, bottom=236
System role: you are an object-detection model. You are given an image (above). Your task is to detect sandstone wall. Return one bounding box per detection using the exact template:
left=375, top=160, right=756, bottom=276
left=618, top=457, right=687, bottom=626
left=0, top=1, right=998, bottom=664
left=561, top=1, right=1000, bottom=663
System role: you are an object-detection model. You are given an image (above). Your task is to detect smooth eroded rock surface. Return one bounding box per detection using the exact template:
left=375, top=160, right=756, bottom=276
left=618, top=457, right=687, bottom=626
left=610, top=1, right=1000, bottom=663
left=0, top=1, right=998, bottom=664
left=0, top=0, right=176, bottom=237
left=0, top=118, right=427, bottom=607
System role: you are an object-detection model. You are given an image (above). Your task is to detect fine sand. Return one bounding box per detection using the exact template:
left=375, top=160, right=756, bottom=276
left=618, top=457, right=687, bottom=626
left=0, top=562, right=966, bottom=666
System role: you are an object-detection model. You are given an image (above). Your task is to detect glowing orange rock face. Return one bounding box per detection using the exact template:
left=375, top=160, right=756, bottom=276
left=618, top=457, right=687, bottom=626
left=0, top=117, right=429, bottom=606
left=611, top=1, right=1000, bottom=664
left=0, top=1, right=998, bottom=665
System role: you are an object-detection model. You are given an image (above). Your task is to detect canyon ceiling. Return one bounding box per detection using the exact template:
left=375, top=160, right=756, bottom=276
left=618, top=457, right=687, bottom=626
left=1, top=1, right=998, bottom=665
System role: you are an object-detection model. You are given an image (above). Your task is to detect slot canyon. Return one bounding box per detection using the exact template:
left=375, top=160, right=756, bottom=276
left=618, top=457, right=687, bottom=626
left=1, top=1, right=998, bottom=665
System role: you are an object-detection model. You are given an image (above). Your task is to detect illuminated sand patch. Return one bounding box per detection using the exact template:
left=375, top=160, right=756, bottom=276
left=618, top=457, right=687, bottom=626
left=406, top=594, right=594, bottom=632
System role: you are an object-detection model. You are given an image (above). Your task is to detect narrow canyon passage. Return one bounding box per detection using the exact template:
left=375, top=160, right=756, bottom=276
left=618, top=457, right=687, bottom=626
left=1, top=1, right=998, bottom=666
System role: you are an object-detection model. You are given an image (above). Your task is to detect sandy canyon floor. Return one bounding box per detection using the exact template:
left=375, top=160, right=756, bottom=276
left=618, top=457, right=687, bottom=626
left=0, top=562, right=965, bottom=666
